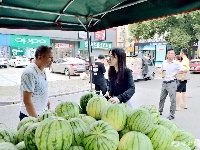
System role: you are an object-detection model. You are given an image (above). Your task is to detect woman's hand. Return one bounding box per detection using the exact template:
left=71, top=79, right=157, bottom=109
left=108, top=97, right=120, bottom=104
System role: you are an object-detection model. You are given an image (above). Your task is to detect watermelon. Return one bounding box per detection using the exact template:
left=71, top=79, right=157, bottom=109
left=147, top=125, right=173, bottom=150
left=101, top=104, right=127, bottom=131
left=171, top=141, right=191, bottom=150
left=86, top=95, right=108, bottom=120
left=0, top=128, right=14, bottom=144
left=118, top=131, right=153, bottom=150
left=84, top=120, right=119, bottom=150
left=10, top=129, right=18, bottom=144
left=69, top=118, right=87, bottom=146
left=127, top=108, right=154, bottom=134
left=121, top=103, right=133, bottom=117
left=35, top=116, right=73, bottom=150
left=0, top=142, right=17, bottom=150
left=24, top=122, right=40, bottom=150
left=118, top=126, right=131, bottom=139
left=17, top=116, right=37, bottom=130
left=80, top=92, right=95, bottom=114
left=174, top=130, right=195, bottom=150
left=15, top=141, right=26, bottom=150
left=37, top=110, right=56, bottom=122
left=78, top=115, right=96, bottom=127
left=17, top=122, right=34, bottom=143
left=141, top=104, right=160, bottom=124
left=55, top=101, right=80, bottom=119
left=69, top=146, right=85, bottom=150
left=158, top=118, right=179, bottom=139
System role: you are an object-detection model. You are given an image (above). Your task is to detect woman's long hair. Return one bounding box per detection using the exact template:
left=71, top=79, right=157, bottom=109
left=108, top=47, right=126, bottom=84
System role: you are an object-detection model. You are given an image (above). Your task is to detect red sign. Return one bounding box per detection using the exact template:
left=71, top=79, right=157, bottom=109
left=94, top=30, right=106, bottom=40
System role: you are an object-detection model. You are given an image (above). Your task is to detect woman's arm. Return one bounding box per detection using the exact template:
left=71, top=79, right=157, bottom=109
left=117, top=69, right=135, bottom=103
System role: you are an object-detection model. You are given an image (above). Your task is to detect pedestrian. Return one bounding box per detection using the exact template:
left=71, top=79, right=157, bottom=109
left=104, top=47, right=135, bottom=107
left=19, top=45, right=53, bottom=121
left=104, top=58, right=110, bottom=90
left=159, top=49, right=186, bottom=120
left=176, top=48, right=190, bottom=110
left=92, top=54, right=107, bottom=95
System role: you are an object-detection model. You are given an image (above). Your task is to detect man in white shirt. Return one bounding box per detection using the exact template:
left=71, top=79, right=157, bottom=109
left=20, top=45, right=53, bottom=120
left=159, top=49, right=186, bottom=120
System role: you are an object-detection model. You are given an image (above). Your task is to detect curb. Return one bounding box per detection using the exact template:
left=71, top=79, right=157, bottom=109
left=0, top=89, right=90, bottom=106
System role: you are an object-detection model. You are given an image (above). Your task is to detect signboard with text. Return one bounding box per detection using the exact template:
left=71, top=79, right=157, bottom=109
left=10, top=35, right=50, bottom=48
left=79, top=41, right=112, bottom=50
left=94, top=30, right=106, bottom=40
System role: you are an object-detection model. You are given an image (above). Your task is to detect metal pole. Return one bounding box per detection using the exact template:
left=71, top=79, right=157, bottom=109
left=86, top=18, right=93, bottom=91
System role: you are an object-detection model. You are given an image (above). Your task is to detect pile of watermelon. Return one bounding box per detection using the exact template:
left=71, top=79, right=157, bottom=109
left=0, top=92, right=198, bottom=150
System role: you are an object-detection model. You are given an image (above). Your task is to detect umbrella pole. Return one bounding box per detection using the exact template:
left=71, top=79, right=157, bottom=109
left=86, top=23, right=93, bottom=91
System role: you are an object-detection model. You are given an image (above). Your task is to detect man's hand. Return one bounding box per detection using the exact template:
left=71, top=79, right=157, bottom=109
left=47, top=100, right=50, bottom=110
left=108, top=97, right=120, bottom=104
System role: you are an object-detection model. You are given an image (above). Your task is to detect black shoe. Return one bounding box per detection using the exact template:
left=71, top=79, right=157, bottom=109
left=167, top=115, right=175, bottom=120
left=159, top=112, right=162, bottom=115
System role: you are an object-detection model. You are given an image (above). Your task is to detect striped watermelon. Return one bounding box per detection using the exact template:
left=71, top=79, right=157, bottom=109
left=0, top=142, right=17, bottom=150
left=86, top=95, right=108, bottom=120
left=118, top=126, right=131, bottom=139
left=80, top=92, right=95, bottom=114
left=141, top=104, right=160, bottom=124
left=84, top=120, right=119, bottom=150
left=10, top=129, right=18, bottom=144
left=24, top=122, right=40, bottom=150
left=17, top=116, right=37, bottom=130
left=147, top=125, right=173, bottom=150
left=127, top=108, right=154, bottom=134
left=121, top=103, right=133, bottom=117
left=37, top=110, right=56, bottom=122
left=174, top=130, right=195, bottom=150
left=55, top=101, right=80, bottom=120
left=69, top=118, right=87, bottom=146
left=15, top=141, right=26, bottom=150
left=69, top=146, right=85, bottom=150
left=158, top=118, right=179, bottom=139
left=101, top=104, right=127, bottom=131
left=171, top=141, right=191, bottom=150
left=35, top=116, right=73, bottom=150
left=0, top=128, right=14, bottom=143
left=17, top=122, right=34, bottom=143
left=118, top=131, right=153, bottom=150
left=78, top=114, right=96, bottom=127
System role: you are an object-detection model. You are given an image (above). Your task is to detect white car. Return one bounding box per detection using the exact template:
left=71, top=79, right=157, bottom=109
left=0, top=56, right=8, bottom=68
left=8, top=56, right=29, bottom=68
left=50, top=57, right=86, bottom=75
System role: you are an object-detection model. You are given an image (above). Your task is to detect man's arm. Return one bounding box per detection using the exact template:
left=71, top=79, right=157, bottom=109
left=23, top=91, right=37, bottom=118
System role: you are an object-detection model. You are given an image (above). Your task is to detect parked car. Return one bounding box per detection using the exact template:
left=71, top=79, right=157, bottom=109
left=0, top=56, right=8, bottom=68
left=50, top=57, right=86, bottom=75
left=8, top=56, right=29, bottom=68
left=190, top=59, right=200, bottom=73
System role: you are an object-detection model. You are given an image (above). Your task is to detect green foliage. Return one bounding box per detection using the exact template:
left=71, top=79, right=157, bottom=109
left=129, top=10, right=200, bottom=50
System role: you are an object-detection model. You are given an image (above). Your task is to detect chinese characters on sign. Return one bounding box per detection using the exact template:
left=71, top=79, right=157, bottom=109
left=94, top=30, right=106, bottom=40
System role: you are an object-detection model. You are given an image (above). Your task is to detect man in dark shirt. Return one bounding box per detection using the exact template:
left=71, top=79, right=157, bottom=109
left=92, top=54, right=107, bottom=95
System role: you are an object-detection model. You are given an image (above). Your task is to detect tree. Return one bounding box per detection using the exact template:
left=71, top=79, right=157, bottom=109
left=129, top=10, right=200, bottom=53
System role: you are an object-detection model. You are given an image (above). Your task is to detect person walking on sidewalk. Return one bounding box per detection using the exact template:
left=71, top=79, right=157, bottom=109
left=176, top=48, right=190, bottom=110
left=159, top=49, right=186, bottom=120
left=19, top=45, right=53, bottom=121
left=92, top=54, right=107, bottom=95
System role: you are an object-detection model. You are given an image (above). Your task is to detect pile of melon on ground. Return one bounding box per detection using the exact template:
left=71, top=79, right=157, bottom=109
left=0, top=92, right=199, bottom=150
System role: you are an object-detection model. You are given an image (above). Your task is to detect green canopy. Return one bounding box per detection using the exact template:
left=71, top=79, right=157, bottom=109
left=0, top=0, right=199, bottom=32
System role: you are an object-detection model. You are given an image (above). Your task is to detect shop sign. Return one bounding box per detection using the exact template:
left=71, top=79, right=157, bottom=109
left=79, top=41, right=112, bottom=50
left=0, top=34, right=9, bottom=46
left=94, top=30, right=106, bottom=40
left=10, top=35, right=50, bottom=48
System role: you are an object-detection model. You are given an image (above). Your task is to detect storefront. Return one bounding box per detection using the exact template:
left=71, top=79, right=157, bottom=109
left=55, top=43, right=74, bottom=59
left=78, top=41, right=112, bottom=58
left=9, top=35, right=50, bottom=58
left=0, top=34, right=10, bottom=58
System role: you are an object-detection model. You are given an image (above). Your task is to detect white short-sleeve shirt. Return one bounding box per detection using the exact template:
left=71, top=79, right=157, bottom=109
left=20, top=62, right=48, bottom=116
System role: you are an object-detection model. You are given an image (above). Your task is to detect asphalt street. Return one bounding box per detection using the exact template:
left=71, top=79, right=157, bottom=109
left=0, top=67, right=200, bottom=144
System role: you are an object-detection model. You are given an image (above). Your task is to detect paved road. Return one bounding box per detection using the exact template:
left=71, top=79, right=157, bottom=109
left=0, top=67, right=200, bottom=141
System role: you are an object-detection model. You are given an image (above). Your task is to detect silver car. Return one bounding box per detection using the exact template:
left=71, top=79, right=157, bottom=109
left=50, top=57, right=86, bottom=75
